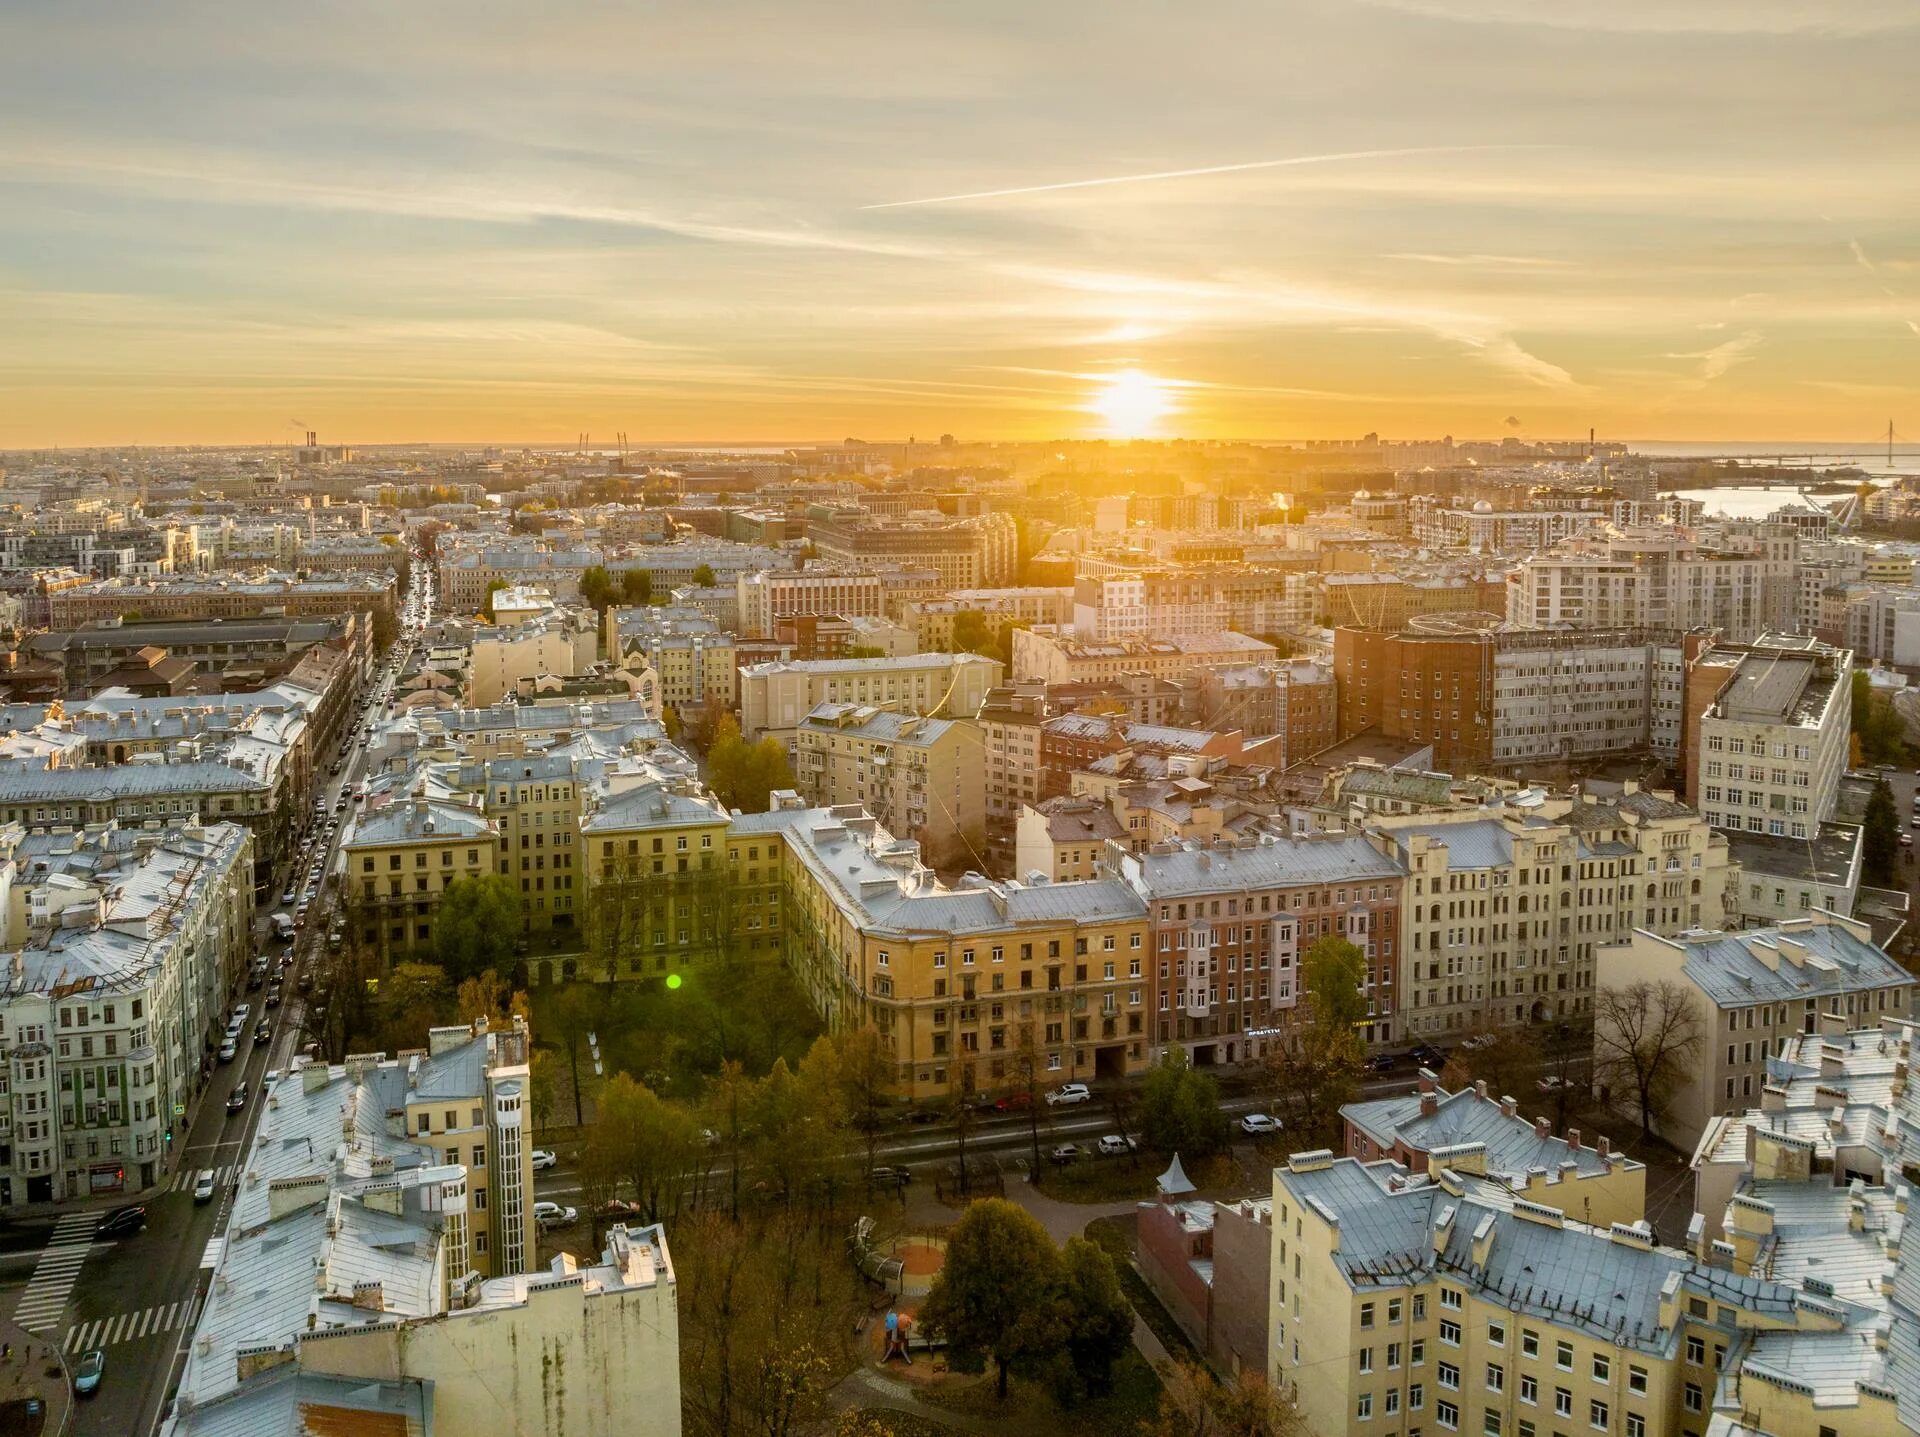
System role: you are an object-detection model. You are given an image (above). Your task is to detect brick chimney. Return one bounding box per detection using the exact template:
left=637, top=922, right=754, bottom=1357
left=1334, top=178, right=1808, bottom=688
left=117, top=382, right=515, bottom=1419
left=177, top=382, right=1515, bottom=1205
left=1417, top=1069, right=1437, bottom=1095
left=1567, top=1128, right=1582, bottom=1151
left=1534, top=1116, right=1550, bottom=1139
left=1597, top=1136, right=1610, bottom=1159
left=1500, top=1095, right=1517, bottom=1118
left=1474, top=1079, right=1488, bottom=1101
left=1419, top=1090, right=1439, bottom=1118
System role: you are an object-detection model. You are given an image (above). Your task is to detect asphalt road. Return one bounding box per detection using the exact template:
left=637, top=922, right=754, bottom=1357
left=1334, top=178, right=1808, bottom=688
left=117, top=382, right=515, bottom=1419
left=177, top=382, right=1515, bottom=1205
left=0, top=571, right=435, bottom=1435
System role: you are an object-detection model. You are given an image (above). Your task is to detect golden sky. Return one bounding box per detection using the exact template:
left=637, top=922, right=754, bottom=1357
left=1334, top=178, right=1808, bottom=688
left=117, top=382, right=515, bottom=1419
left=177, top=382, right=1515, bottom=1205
left=2, top=1, right=1917, bottom=447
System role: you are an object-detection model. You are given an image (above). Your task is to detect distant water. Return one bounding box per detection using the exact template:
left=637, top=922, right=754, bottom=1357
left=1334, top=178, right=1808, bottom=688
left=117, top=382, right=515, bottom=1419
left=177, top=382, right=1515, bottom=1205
left=1630, top=439, right=1920, bottom=480
left=1662, top=486, right=1853, bottom=520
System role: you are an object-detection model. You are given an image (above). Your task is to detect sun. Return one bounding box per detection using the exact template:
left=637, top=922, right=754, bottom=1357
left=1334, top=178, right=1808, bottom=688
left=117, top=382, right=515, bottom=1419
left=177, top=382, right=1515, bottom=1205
left=1088, top=369, right=1175, bottom=439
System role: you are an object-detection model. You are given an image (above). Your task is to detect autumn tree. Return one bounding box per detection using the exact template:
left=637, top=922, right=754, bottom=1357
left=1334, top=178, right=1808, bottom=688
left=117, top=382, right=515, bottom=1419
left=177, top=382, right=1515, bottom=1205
left=1148, top=1360, right=1303, bottom=1437
left=431, top=874, right=523, bottom=982
left=585, top=1072, right=702, bottom=1224
left=1444, top=1023, right=1544, bottom=1105
left=579, top=563, right=617, bottom=613
left=1302, top=934, right=1368, bottom=1031
left=374, top=961, right=453, bottom=1052
left=1136, top=1050, right=1230, bottom=1161
left=1264, top=934, right=1369, bottom=1149
left=706, top=715, right=797, bottom=813
left=692, top=563, right=718, bottom=588
left=820, top=1026, right=894, bottom=1182
left=1594, top=980, right=1704, bottom=1139
left=921, top=1199, right=1070, bottom=1401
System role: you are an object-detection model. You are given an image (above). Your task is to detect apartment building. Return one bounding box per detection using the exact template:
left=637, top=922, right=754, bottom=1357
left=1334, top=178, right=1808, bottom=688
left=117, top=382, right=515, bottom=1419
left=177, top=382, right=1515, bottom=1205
left=1367, top=787, right=1736, bottom=1039
left=25, top=614, right=366, bottom=697
left=1010, top=628, right=1274, bottom=686
left=1271, top=1147, right=1829, bottom=1437
left=765, top=798, right=1151, bottom=1101
left=469, top=605, right=599, bottom=706
left=1682, top=633, right=1851, bottom=838
left=458, top=753, right=583, bottom=938
left=1187, top=659, right=1336, bottom=758
left=1014, top=796, right=1127, bottom=882
left=607, top=606, right=738, bottom=712
left=0, top=821, right=253, bottom=1207
left=898, top=587, right=1075, bottom=650
left=1036, top=712, right=1283, bottom=802
left=736, top=652, right=1002, bottom=743
left=1819, top=583, right=1920, bottom=667
left=807, top=511, right=1017, bottom=588
left=1410, top=500, right=1608, bottom=550
left=435, top=546, right=600, bottom=611
left=45, top=571, right=398, bottom=632
left=580, top=775, right=741, bottom=982
left=1596, top=912, right=1911, bottom=1148
left=1343, top=1071, right=1647, bottom=1228
left=342, top=799, right=500, bottom=959
left=1320, top=573, right=1510, bottom=631
left=166, top=1024, right=681, bottom=1437
left=792, top=704, right=984, bottom=868
left=1505, top=530, right=1796, bottom=641
left=735, top=568, right=890, bottom=637
left=1113, top=832, right=1406, bottom=1057
left=979, top=686, right=1046, bottom=869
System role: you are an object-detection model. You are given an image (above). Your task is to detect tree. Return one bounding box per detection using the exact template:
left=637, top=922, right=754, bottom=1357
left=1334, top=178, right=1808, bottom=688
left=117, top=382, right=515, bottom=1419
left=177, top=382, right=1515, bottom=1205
left=692, top=563, right=718, bottom=588
left=622, top=568, right=654, bottom=604
left=1864, top=779, right=1899, bottom=887
left=1008, top=1020, right=1048, bottom=1179
left=374, top=962, right=452, bottom=1052
left=550, top=983, right=600, bottom=1127
left=1263, top=997, right=1364, bottom=1152
left=481, top=578, right=509, bottom=620
left=921, top=1199, right=1069, bottom=1400
left=585, top=1071, right=701, bottom=1224
left=1445, top=1023, right=1544, bottom=1105
left=1302, top=934, right=1368, bottom=1032
left=1137, top=1050, right=1230, bottom=1160
left=1148, top=1360, right=1302, bottom=1437
left=706, top=715, right=797, bottom=813
left=431, top=874, right=523, bottom=982
left=844, top=645, right=887, bottom=659
left=455, top=971, right=513, bottom=1027
left=1852, top=671, right=1908, bottom=765
left=580, top=563, right=617, bottom=613
left=1593, top=980, right=1705, bottom=1140
left=821, top=1027, right=894, bottom=1184
left=1057, top=1236, right=1133, bottom=1399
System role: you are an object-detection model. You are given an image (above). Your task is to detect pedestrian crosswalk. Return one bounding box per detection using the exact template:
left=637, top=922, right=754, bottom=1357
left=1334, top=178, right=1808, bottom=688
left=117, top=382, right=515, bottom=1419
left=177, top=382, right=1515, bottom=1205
left=169, top=1161, right=235, bottom=1193
left=12, top=1212, right=98, bottom=1333
left=64, top=1297, right=201, bottom=1354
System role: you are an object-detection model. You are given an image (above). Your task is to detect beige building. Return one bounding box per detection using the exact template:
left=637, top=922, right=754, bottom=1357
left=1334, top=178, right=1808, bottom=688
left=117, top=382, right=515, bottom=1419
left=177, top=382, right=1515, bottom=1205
left=458, top=753, right=584, bottom=939
left=579, top=775, right=734, bottom=984
left=737, top=651, right=1002, bottom=744
left=760, top=796, right=1152, bottom=1102
left=1364, top=785, right=1738, bottom=1039
left=1009, top=627, right=1275, bottom=686
left=735, top=568, right=891, bottom=637
left=792, top=704, right=985, bottom=870
left=342, top=798, right=500, bottom=959
left=1015, top=795, right=1127, bottom=883
left=167, top=1021, right=683, bottom=1437
left=1595, top=911, right=1912, bottom=1149
left=1272, top=1147, right=1843, bottom=1437
left=608, top=606, right=738, bottom=713
left=978, top=687, right=1046, bottom=869
left=468, top=606, right=599, bottom=706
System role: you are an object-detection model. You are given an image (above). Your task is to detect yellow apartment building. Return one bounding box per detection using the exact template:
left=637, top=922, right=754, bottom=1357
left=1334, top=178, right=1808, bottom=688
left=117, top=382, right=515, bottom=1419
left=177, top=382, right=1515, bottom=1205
left=343, top=798, right=500, bottom=958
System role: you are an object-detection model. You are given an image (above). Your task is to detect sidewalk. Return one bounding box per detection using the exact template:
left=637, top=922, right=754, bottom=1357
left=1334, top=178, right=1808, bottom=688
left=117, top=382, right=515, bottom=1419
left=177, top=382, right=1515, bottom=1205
left=0, top=1316, right=70, bottom=1437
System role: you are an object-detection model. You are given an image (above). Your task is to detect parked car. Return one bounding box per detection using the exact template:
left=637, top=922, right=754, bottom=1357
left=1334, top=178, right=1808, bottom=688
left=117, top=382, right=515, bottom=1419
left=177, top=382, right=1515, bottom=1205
left=1240, top=1113, right=1284, bottom=1136
left=869, top=1165, right=913, bottom=1188
left=529, top=1149, right=557, bottom=1171
left=232, top=1004, right=251, bottom=1024
left=1365, top=1054, right=1395, bottom=1074
left=1409, top=1043, right=1447, bottom=1068
left=1095, top=1134, right=1137, bottom=1156
left=993, top=1091, right=1034, bottom=1112
left=599, top=1198, right=642, bottom=1220
left=1461, top=1033, right=1497, bottom=1051
left=226, top=1083, right=249, bottom=1113
left=532, top=1200, right=577, bottom=1230
left=96, top=1205, right=146, bottom=1239
left=217, top=1038, right=238, bottom=1063
left=193, top=1169, right=217, bottom=1203
left=280, top=888, right=297, bottom=906
left=1049, top=1143, right=1083, bottom=1164
left=1045, top=1082, right=1092, bottom=1107
left=72, top=1349, right=105, bottom=1396
left=1537, top=1075, right=1573, bottom=1092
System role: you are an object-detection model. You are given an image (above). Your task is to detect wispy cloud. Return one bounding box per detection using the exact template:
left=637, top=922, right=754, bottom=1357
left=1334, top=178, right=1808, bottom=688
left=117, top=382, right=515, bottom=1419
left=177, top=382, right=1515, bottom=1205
left=861, top=145, right=1554, bottom=210
left=1664, top=330, right=1763, bottom=381
left=1383, top=253, right=1574, bottom=269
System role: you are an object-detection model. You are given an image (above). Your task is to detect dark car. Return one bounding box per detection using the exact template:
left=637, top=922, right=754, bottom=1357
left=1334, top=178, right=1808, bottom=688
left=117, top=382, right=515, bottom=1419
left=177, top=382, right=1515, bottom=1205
left=993, top=1091, right=1034, bottom=1112
left=226, top=1083, right=249, bottom=1114
left=869, top=1165, right=912, bottom=1189
left=96, top=1206, right=146, bottom=1239
left=254, top=1019, right=272, bottom=1044
left=1408, top=1044, right=1447, bottom=1069
left=1365, top=1054, right=1396, bottom=1074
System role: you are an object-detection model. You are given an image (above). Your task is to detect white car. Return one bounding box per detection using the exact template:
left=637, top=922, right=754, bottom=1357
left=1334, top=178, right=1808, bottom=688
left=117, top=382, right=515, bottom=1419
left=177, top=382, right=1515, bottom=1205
left=532, top=1200, right=576, bottom=1230
left=1049, top=1143, right=1083, bottom=1164
left=1240, top=1113, right=1283, bottom=1136
left=1045, top=1082, right=1092, bottom=1107
left=1095, top=1134, right=1137, bottom=1156
left=530, top=1149, right=557, bottom=1171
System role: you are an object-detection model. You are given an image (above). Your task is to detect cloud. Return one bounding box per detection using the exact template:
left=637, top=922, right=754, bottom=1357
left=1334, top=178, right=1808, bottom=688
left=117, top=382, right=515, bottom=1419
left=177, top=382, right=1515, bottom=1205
left=861, top=145, right=1554, bottom=210
left=1349, top=0, right=1916, bottom=33
left=1383, top=253, right=1574, bottom=270
left=1664, top=330, right=1764, bottom=380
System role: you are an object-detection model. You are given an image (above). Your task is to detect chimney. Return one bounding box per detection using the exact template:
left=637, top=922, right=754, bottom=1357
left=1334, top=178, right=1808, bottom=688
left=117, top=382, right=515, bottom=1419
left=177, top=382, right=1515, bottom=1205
left=1420, top=1090, right=1439, bottom=1118
left=1567, top=1128, right=1582, bottom=1151
left=1474, top=1079, right=1488, bottom=1101
left=1417, top=1068, right=1437, bottom=1095
left=1500, top=1095, right=1517, bottom=1119
left=1534, top=1116, right=1550, bottom=1139
left=1597, top=1136, right=1610, bottom=1159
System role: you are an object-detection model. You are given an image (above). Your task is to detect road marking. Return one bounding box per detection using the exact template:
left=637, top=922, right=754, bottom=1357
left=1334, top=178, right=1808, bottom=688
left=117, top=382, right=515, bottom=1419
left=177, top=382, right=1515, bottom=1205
left=66, top=1300, right=202, bottom=1352
left=13, top=1215, right=99, bottom=1333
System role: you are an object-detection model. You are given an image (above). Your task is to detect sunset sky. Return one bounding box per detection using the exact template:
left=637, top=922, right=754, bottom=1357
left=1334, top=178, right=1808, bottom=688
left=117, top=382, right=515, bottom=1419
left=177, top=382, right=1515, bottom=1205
left=3, top=1, right=1917, bottom=447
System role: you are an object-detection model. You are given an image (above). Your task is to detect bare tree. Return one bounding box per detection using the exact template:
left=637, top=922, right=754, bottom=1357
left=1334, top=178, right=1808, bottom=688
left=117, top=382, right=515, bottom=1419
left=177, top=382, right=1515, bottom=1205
left=1007, top=1017, right=1048, bottom=1180
left=1593, top=981, right=1703, bottom=1140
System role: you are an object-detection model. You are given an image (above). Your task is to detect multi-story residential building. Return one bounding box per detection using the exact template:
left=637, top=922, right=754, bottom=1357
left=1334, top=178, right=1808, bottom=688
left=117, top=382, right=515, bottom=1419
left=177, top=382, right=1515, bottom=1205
left=1335, top=626, right=1674, bottom=776
left=1036, top=712, right=1283, bottom=802
left=0, top=821, right=253, bottom=1207
left=735, top=568, right=890, bottom=637
left=24, top=614, right=369, bottom=698
left=435, top=545, right=601, bottom=611
left=468, top=604, right=599, bottom=707
left=45, top=571, right=398, bottom=636
left=341, top=799, right=500, bottom=959
left=1367, top=785, right=1736, bottom=1038
left=579, top=773, right=733, bottom=984
left=898, top=588, right=1074, bottom=650
left=1504, top=529, right=1796, bottom=641
left=979, top=686, right=1046, bottom=870
left=1010, top=628, right=1275, bottom=686
left=453, top=754, right=584, bottom=940
left=766, top=797, right=1151, bottom=1101
left=1270, top=1146, right=1831, bottom=1437
left=1319, top=573, right=1510, bottom=631
left=1818, top=582, right=1920, bottom=667
left=165, top=1023, right=681, bottom=1437
left=1186, top=659, right=1337, bottom=759
left=807, top=511, right=1017, bottom=588
left=737, top=652, right=1002, bottom=744
left=1344, top=1071, right=1647, bottom=1227
left=1595, top=911, right=1911, bottom=1148
left=1113, top=832, right=1406, bottom=1057
left=1015, top=796, right=1128, bottom=883
left=608, top=606, right=738, bottom=713
left=1681, top=632, right=1851, bottom=838
left=1411, top=498, right=1609, bottom=550
left=792, top=704, right=985, bottom=870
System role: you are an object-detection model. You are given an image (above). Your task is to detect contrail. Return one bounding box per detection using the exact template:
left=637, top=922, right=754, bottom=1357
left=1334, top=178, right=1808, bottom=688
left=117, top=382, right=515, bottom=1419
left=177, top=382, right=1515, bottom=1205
left=862, top=144, right=1550, bottom=210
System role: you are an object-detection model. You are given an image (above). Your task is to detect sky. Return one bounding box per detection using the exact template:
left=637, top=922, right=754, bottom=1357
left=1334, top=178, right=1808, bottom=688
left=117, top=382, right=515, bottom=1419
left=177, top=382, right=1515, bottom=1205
left=2, top=1, right=1918, bottom=448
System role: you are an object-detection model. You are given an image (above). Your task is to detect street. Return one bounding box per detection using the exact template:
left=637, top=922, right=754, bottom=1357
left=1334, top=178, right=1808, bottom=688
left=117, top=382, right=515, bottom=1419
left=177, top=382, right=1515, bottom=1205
left=0, top=565, right=433, bottom=1435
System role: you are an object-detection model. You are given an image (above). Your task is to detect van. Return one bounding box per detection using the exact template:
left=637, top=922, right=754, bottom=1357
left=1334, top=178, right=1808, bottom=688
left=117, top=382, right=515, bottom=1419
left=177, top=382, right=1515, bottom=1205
left=270, top=914, right=296, bottom=942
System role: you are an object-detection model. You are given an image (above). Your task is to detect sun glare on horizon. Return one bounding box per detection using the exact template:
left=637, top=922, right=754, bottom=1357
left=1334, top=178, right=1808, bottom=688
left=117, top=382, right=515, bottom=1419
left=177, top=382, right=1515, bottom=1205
left=1088, top=369, right=1175, bottom=439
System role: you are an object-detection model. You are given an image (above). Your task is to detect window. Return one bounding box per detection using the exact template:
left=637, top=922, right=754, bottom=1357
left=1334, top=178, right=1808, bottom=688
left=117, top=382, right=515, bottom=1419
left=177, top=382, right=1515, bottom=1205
left=1628, top=1365, right=1647, bottom=1396
left=1520, top=1375, right=1538, bottom=1405
left=1685, top=1336, right=1704, bottom=1365
left=1437, top=1398, right=1459, bottom=1430
left=1684, top=1382, right=1702, bottom=1413
left=1521, top=1330, right=1539, bottom=1359
left=1389, top=1299, right=1403, bottom=1324
left=1361, top=1302, right=1376, bottom=1329
left=1488, top=1321, right=1505, bottom=1347
left=1592, top=1354, right=1610, bottom=1384
left=1483, top=1413, right=1503, bottom=1437
left=1589, top=1399, right=1609, bottom=1430
left=1554, top=1389, right=1572, bottom=1418
left=1440, top=1319, right=1461, bottom=1346
left=1440, top=1286, right=1462, bottom=1310
left=1360, top=1348, right=1374, bottom=1374
left=1388, top=1343, right=1402, bottom=1370
left=1357, top=1394, right=1373, bottom=1421
left=1409, top=1383, right=1424, bottom=1411
left=1486, top=1363, right=1504, bottom=1393
left=1411, top=1340, right=1426, bottom=1367
left=1414, top=1294, right=1427, bottom=1320
left=1556, top=1341, right=1573, bottom=1372
left=1626, top=1415, right=1645, bottom=1437
left=1385, top=1389, right=1400, bottom=1416
left=1438, top=1361, right=1460, bottom=1390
